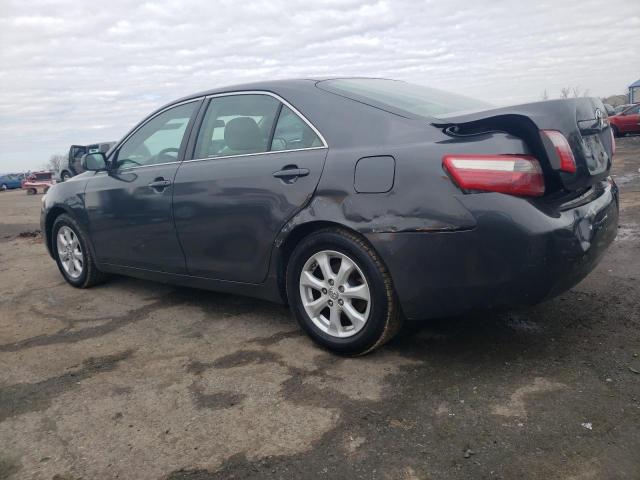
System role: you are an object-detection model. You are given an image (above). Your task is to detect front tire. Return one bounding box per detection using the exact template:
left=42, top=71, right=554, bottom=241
left=286, top=228, right=402, bottom=355
left=61, top=171, right=71, bottom=182
left=0, top=184, right=7, bottom=191
left=52, top=214, right=107, bottom=288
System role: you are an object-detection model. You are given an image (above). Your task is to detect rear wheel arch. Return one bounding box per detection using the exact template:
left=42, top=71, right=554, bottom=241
left=283, top=223, right=403, bottom=354
left=277, top=220, right=385, bottom=303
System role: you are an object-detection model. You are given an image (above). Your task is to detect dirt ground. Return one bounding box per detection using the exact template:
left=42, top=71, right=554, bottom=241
left=1, top=138, right=639, bottom=480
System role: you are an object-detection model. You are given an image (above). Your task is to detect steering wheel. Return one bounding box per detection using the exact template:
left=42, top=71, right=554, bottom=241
left=272, top=137, right=288, bottom=151
left=156, top=147, right=179, bottom=161
left=118, top=158, right=142, bottom=168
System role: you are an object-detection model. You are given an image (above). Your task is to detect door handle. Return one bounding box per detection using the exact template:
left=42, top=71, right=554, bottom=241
left=148, top=179, right=172, bottom=190
left=272, top=168, right=310, bottom=179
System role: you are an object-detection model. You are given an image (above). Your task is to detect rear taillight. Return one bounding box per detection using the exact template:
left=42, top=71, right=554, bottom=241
left=442, top=154, right=545, bottom=197
left=541, top=130, right=577, bottom=173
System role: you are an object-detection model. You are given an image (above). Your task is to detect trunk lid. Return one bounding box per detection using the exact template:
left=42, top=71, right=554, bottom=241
left=433, top=98, right=614, bottom=193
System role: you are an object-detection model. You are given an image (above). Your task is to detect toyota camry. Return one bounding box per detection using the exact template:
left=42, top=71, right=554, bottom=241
left=41, top=78, right=619, bottom=355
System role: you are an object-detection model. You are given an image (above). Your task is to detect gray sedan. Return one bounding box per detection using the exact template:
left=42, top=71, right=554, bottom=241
left=41, top=78, right=618, bottom=354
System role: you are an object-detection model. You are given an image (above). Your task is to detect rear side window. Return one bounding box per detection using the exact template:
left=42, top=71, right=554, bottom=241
left=271, top=106, right=322, bottom=151
left=317, top=78, right=489, bottom=118
left=194, top=94, right=280, bottom=159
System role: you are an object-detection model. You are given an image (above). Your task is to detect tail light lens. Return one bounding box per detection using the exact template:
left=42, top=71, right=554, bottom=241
left=541, top=130, right=577, bottom=173
left=443, top=154, right=545, bottom=197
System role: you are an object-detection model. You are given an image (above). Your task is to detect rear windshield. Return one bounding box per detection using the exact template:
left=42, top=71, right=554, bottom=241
left=317, top=78, right=489, bottom=118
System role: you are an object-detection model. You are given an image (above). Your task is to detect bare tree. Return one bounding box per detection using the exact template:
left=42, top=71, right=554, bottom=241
left=46, top=154, right=65, bottom=172
left=560, top=86, right=590, bottom=99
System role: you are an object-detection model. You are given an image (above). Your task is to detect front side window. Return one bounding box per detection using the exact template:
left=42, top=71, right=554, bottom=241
left=194, top=94, right=280, bottom=159
left=116, top=102, right=197, bottom=169
left=270, top=106, right=322, bottom=151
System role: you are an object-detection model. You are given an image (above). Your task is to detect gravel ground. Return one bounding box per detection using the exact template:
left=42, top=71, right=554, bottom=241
left=0, top=137, right=638, bottom=480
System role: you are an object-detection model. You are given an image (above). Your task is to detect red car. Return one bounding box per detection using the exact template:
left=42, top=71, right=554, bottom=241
left=609, top=104, right=640, bottom=137
left=22, top=171, right=55, bottom=195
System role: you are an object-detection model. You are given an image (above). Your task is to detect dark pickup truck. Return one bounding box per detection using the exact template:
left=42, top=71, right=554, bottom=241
left=59, top=142, right=115, bottom=181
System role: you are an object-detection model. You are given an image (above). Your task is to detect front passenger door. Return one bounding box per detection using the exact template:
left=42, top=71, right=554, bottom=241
left=84, top=100, right=200, bottom=273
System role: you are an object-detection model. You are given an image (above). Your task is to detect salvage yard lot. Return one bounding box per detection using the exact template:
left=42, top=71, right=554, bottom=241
left=1, top=138, right=639, bottom=480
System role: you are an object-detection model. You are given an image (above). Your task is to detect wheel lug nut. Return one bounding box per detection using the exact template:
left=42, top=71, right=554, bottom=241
left=328, top=300, right=333, bottom=307
left=322, top=288, right=327, bottom=294
left=338, top=299, right=344, bottom=306
left=328, top=279, right=334, bottom=286
left=338, top=286, right=344, bottom=293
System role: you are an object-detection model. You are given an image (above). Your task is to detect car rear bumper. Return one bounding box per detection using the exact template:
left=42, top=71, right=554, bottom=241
left=367, top=180, right=619, bottom=320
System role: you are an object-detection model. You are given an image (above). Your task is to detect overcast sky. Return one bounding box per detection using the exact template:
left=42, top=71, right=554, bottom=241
left=0, top=0, right=638, bottom=171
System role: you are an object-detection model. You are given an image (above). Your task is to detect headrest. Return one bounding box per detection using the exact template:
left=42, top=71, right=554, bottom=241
left=224, top=117, right=263, bottom=152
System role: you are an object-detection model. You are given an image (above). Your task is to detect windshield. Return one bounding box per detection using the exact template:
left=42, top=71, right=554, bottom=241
left=317, top=78, right=490, bottom=118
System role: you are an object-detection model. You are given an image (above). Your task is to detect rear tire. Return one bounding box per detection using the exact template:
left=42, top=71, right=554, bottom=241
left=0, top=184, right=6, bottom=191
left=52, top=214, right=108, bottom=288
left=286, top=228, right=402, bottom=355
left=26, top=188, right=36, bottom=195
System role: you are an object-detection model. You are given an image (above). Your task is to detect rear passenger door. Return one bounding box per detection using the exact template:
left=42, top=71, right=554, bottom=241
left=173, top=92, right=328, bottom=283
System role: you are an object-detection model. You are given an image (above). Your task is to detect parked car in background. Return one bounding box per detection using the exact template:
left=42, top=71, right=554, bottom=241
left=0, top=174, right=22, bottom=191
left=59, top=142, right=115, bottom=181
left=603, top=104, right=615, bottom=116
left=22, top=171, right=55, bottom=194
left=609, top=104, right=640, bottom=137
left=41, top=78, right=618, bottom=354
left=613, top=104, right=634, bottom=115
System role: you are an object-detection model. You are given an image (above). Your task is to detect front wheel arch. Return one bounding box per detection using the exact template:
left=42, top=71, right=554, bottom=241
left=45, top=207, right=97, bottom=264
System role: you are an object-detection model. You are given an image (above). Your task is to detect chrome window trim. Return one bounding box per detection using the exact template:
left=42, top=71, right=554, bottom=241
left=108, top=90, right=329, bottom=172
left=200, top=90, right=328, bottom=148
left=183, top=146, right=327, bottom=165
left=112, top=98, right=202, bottom=172
left=113, top=161, right=182, bottom=172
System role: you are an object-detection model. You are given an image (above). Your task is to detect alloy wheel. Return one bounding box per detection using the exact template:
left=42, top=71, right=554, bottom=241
left=299, top=250, right=371, bottom=338
left=56, top=225, right=84, bottom=279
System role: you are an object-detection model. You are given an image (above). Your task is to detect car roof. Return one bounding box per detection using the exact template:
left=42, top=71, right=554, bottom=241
left=161, top=77, right=399, bottom=111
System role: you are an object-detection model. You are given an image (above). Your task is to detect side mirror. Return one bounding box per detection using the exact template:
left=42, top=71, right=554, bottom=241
left=81, top=152, right=107, bottom=171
